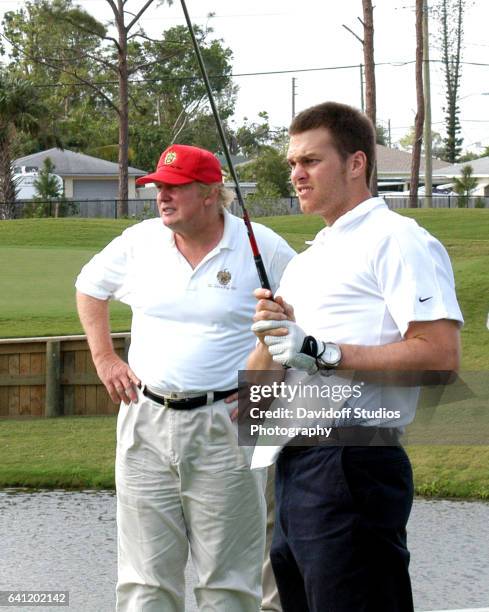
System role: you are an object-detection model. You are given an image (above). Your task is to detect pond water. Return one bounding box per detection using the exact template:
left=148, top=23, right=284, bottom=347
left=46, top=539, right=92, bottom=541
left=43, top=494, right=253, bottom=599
left=0, top=490, right=488, bottom=612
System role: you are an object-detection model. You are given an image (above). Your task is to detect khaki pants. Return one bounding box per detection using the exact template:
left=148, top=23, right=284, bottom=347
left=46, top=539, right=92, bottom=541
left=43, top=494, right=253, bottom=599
left=115, top=391, right=267, bottom=611
left=261, top=464, right=282, bottom=611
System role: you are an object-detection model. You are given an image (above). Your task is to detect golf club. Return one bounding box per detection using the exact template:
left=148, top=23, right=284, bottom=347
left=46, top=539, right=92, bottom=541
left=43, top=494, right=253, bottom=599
left=180, top=0, right=272, bottom=292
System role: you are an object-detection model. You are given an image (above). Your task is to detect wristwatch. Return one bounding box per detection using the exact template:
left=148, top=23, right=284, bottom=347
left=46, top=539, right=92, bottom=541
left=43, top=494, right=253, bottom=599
left=316, top=342, right=342, bottom=370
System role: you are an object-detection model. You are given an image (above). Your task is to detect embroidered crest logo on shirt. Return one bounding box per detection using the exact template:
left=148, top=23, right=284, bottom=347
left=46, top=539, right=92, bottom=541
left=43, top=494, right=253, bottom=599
left=164, top=151, right=177, bottom=164
left=217, top=269, right=232, bottom=286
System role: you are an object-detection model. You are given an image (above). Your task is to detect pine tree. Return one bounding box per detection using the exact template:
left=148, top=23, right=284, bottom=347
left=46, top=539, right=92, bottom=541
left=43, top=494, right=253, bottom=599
left=434, top=0, right=467, bottom=162
left=31, top=157, right=63, bottom=217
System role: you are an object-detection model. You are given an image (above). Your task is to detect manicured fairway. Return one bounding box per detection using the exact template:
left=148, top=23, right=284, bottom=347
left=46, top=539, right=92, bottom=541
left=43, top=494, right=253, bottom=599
left=0, top=245, right=130, bottom=337
left=1, top=210, right=488, bottom=368
left=0, top=218, right=135, bottom=338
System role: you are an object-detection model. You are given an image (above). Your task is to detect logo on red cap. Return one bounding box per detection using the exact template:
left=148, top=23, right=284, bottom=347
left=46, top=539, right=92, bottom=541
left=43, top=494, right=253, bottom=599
left=164, top=151, right=177, bottom=165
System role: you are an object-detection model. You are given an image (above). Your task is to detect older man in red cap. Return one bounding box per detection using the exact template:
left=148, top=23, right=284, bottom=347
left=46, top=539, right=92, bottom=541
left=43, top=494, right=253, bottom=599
left=75, top=144, right=295, bottom=611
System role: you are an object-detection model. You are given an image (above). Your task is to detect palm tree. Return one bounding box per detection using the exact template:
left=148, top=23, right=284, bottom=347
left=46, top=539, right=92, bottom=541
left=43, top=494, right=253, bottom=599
left=0, top=73, right=46, bottom=219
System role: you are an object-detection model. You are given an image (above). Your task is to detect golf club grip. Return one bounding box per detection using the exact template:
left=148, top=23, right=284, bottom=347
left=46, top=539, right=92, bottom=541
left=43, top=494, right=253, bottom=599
left=254, top=255, right=272, bottom=292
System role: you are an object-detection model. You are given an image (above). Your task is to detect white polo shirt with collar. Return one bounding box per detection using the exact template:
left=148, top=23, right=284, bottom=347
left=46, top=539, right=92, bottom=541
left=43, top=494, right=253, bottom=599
left=250, top=197, right=464, bottom=469
left=277, top=196, right=463, bottom=345
left=76, top=210, right=295, bottom=393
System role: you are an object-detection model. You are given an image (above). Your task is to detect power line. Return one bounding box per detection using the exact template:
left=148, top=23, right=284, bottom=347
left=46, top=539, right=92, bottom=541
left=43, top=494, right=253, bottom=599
left=7, top=58, right=489, bottom=90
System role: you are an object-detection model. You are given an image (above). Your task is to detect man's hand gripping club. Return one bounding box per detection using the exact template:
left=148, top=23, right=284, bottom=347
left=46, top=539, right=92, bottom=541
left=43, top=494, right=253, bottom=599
left=251, top=289, right=324, bottom=375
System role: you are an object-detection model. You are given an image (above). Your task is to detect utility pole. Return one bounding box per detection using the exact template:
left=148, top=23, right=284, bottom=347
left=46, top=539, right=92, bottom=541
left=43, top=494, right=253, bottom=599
left=292, top=77, right=297, bottom=119
left=342, top=24, right=365, bottom=112
left=423, top=0, right=433, bottom=207
left=360, top=63, right=365, bottom=111
left=388, top=118, right=392, bottom=147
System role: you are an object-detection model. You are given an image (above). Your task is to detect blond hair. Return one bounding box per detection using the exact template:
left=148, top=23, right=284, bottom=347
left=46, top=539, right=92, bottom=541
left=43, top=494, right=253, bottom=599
left=198, top=182, right=235, bottom=212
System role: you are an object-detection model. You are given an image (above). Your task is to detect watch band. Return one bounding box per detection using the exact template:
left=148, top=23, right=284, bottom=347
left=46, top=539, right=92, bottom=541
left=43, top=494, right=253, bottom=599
left=316, top=342, right=342, bottom=370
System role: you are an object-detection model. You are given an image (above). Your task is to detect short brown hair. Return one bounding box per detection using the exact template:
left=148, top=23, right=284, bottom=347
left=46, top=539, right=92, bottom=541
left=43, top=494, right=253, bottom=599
left=289, top=101, right=376, bottom=185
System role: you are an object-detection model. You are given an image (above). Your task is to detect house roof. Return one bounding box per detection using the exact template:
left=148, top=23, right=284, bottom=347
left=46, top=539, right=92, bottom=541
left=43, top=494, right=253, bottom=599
left=14, top=148, right=146, bottom=177
left=216, top=153, right=250, bottom=168
left=218, top=146, right=455, bottom=178
left=434, top=156, right=489, bottom=177
left=376, top=144, right=451, bottom=175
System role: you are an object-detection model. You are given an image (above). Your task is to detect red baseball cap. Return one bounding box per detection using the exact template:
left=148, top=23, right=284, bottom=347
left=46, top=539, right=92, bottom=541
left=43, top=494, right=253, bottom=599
left=136, top=144, right=222, bottom=186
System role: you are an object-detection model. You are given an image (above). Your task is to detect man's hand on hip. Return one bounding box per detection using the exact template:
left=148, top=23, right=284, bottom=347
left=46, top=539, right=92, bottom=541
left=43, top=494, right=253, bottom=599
left=95, top=353, right=141, bottom=405
left=224, top=391, right=239, bottom=421
left=251, top=320, right=321, bottom=375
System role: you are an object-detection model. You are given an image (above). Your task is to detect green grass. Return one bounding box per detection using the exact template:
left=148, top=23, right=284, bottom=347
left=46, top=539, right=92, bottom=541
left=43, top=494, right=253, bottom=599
left=0, top=416, right=116, bottom=489
left=408, top=445, right=489, bottom=500
left=0, top=246, right=130, bottom=337
left=1, top=211, right=487, bottom=368
left=0, top=415, right=487, bottom=498
left=0, top=217, right=136, bottom=248
left=0, top=219, right=135, bottom=338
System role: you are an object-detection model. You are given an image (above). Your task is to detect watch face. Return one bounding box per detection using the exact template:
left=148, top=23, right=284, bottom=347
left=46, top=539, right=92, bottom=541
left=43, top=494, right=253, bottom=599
left=323, top=343, right=341, bottom=366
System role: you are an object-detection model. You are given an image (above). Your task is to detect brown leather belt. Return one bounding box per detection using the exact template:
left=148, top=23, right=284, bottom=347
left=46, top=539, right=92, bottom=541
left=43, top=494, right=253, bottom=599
left=142, top=386, right=238, bottom=410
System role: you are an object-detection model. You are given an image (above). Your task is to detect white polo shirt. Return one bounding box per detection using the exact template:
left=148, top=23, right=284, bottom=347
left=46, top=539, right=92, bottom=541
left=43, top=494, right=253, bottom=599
left=250, top=198, right=464, bottom=469
left=76, top=210, right=295, bottom=392
left=277, top=197, right=463, bottom=344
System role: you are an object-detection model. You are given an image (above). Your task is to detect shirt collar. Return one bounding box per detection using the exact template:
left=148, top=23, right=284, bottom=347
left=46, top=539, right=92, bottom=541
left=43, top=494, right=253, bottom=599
left=308, top=197, right=387, bottom=245
left=218, top=209, right=237, bottom=250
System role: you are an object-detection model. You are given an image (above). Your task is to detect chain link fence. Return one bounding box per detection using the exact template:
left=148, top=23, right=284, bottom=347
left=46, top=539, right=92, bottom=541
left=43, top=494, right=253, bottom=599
left=3, top=199, right=157, bottom=220
left=0, top=194, right=487, bottom=221
left=382, top=194, right=489, bottom=210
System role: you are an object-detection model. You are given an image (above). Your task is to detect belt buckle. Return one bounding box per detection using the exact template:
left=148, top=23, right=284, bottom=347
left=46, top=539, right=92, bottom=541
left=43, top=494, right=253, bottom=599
left=164, top=392, right=179, bottom=408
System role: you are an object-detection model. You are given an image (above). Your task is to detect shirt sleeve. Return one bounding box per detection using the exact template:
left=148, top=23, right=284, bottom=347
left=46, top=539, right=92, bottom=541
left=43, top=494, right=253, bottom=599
left=372, top=224, right=464, bottom=337
left=75, top=231, right=130, bottom=301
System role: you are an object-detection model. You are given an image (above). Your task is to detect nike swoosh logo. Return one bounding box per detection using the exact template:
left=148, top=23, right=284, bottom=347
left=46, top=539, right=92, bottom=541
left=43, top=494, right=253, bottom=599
left=301, top=335, right=317, bottom=357
left=419, top=296, right=433, bottom=303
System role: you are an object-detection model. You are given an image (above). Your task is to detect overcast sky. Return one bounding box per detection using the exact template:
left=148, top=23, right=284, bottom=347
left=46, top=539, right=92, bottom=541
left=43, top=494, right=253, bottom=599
left=1, top=0, right=488, bottom=153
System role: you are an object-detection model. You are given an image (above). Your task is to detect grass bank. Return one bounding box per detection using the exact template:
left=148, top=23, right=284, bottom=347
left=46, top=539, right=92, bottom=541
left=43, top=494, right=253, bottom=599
left=0, top=416, right=116, bottom=489
left=0, top=416, right=488, bottom=499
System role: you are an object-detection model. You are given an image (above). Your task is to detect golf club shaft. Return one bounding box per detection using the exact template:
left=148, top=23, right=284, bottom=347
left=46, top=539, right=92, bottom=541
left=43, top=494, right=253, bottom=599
left=180, top=0, right=272, bottom=292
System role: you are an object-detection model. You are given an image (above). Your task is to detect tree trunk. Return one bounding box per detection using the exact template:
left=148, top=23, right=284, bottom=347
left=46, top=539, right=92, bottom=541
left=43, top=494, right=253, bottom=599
left=0, top=136, right=17, bottom=220
left=116, top=0, right=129, bottom=218
left=423, top=0, right=433, bottom=208
left=362, top=0, right=377, bottom=195
left=410, top=0, right=425, bottom=208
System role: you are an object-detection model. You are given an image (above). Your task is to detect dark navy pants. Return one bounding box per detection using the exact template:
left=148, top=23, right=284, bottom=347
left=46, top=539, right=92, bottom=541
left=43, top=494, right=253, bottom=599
left=271, top=445, right=414, bottom=612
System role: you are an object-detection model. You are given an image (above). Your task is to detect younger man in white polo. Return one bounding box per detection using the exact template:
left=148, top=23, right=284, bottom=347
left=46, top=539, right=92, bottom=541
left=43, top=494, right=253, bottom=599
left=249, top=102, right=463, bottom=612
left=76, top=144, right=295, bottom=611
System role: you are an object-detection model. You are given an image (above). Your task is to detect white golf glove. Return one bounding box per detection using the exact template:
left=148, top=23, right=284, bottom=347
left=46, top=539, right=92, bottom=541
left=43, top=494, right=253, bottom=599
left=252, top=320, right=323, bottom=375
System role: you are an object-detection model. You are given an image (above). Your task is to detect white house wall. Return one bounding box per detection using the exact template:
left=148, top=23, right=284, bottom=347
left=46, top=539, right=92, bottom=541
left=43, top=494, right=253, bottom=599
left=64, top=177, right=73, bottom=198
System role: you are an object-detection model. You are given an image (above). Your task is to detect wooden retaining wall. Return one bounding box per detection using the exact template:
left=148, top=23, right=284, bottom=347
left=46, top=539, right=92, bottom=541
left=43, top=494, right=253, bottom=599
left=0, top=334, right=130, bottom=418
